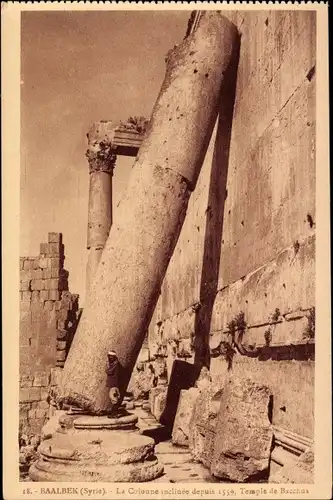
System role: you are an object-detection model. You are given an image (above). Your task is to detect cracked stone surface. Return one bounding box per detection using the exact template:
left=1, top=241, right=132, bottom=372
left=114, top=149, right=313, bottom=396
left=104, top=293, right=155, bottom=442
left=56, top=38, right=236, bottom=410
left=210, top=376, right=273, bottom=482
left=172, top=388, right=200, bottom=447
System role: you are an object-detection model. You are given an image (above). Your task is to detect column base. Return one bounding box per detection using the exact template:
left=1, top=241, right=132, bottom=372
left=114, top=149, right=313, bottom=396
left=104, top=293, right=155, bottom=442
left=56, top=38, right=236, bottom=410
left=29, top=412, right=164, bottom=482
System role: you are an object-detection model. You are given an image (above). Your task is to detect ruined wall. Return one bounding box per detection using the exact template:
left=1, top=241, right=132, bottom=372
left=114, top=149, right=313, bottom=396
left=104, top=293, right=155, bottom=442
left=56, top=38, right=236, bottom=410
left=149, top=11, right=316, bottom=439
left=19, top=233, right=80, bottom=435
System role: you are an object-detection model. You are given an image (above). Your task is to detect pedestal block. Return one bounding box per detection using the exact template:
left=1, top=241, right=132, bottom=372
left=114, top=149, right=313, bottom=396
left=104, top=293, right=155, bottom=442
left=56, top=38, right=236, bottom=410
left=30, top=414, right=163, bottom=482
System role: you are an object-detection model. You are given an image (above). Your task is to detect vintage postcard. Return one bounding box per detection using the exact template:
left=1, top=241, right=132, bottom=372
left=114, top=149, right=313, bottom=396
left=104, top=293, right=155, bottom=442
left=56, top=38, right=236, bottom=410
left=2, top=2, right=331, bottom=499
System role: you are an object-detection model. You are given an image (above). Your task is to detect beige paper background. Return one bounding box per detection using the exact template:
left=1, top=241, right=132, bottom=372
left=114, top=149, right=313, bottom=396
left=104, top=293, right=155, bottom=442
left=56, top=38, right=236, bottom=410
left=2, top=2, right=330, bottom=499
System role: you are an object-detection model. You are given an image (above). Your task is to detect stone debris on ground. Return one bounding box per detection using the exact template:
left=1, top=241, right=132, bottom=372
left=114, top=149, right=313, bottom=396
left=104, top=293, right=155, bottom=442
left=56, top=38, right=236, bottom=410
left=189, top=374, right=225, bottom=466
left=172, top=388, right=200, bottom=446
left=270, top=447, right=314, bottom=484
left=19, top=433, right=41, bottom=480
left=210, top=376, right=273, bottom=482
left=149, top=385, right=168, bottom=421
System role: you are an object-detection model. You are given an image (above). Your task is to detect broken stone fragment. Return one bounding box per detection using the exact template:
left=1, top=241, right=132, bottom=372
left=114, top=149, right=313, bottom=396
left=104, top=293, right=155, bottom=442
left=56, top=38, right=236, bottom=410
left=149, top=386, right=168, bottom=421
left=172, top=388, right=200, bottom=447
left=189, top=374, right=225, bottom=467
left=270, top=447, right=314, bottom=484
left=132, top=364, right=156, bottom=400
left=210, top=376, right=273, bottom=482
left=160, top=360, right=201, bottom=432
left=195, top=365, right=212, bottom=390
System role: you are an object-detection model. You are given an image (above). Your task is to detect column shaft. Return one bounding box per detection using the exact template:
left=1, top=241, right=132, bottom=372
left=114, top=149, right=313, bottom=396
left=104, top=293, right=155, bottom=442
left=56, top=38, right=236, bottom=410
left=85, top=122, right=116, bottom=297
left=59, top=12, right=239, bottom=413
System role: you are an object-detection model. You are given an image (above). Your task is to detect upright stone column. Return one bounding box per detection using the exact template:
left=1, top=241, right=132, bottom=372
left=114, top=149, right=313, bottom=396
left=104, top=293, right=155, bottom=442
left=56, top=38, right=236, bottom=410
left=85, top=121, right=116, bottom=297
left=59, top=12, right=239, bottom=413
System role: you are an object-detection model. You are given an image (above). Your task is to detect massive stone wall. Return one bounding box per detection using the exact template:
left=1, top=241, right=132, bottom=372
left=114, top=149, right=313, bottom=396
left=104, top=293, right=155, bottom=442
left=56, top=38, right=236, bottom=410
left=19, top=233, right=80, bottom=435
left=149, top=11, right=316, bottom=439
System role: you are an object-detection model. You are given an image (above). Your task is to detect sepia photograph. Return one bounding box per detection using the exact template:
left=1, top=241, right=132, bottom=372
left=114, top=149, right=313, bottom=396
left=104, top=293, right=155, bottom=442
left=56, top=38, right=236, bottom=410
left=2, top=2, right=331, bottom=499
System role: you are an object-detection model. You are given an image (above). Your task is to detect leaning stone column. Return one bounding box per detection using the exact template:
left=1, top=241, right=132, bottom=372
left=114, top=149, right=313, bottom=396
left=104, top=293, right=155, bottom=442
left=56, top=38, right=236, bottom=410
left=59, top=12, right=239, bottom=413
left=85, top=121, right=116, bottom=297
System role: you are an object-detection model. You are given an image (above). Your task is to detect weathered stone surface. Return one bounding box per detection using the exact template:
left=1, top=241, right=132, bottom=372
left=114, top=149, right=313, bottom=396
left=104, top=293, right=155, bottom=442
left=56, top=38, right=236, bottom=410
left=150, top=9, right=315, bottom=445
left=73, top=413, right=138, bottom=430
left=133, top=364, right=156, bottom=400
left=210, top=376, right=273, bottom=482
left=160, top=360, right=201, bottom=432
left=195, top=365, right=212, bottom=390
left=58, top=13, right=239, bottom=413
left=39, top=290, right=48, bottom=301
left=48, top=232, right=62, bottom=244
left=85, top=121, right=116, bottom=296
left=20, top=387, right=41, bottom=403
left=189, top=374, right=225, bottom=466
left=270, top=447, right=314, bottom=484
left=33, top=372, right=50, bottom=387
left=50, top=367, right=62, bottom=386
left=30, top=432, right=163, bottom=482
left=154, top=391, right=167, bottom=422
left=172, top=388, right=199, bottom=446
left=149, top=386, right=168, bottom=421
left=20, top=375, right=34, bottom=388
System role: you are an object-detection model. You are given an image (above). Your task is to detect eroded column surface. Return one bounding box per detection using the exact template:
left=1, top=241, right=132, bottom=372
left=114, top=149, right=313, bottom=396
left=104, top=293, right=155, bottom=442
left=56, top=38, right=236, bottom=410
left=85, top=121, right=116, bottom=297
left=59, top=12, right=239, bottom=413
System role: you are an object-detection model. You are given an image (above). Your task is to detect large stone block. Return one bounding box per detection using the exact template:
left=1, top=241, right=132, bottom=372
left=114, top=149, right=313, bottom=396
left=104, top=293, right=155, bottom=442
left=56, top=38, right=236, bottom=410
left=50, top=367, right=63, bottom=386
left=31, top=291, right=40, bottom=302
left=189, top=375, right=225, bottom=467
left=20, top=280, right=31, bottom=292
left=32, top=269, right=43, bottom=280
left=20, top=301, right=31, bottom=312
left=45, top=278, right=59, bottom=291
left=23, top=259, right=34, bottom=271
left=20, top=375, right=34, bottom=388
left=49, top=290, right=60, bottom=301
left=33, top=372, right=50, bottom=387
left=43, top=268, right=52, bottom=279
left=39, top=290, right=49, bottom=301
left=30, top=279, right=45, bottom=291
left=50, top=267, right=60, bottom=278
left=56, top=329, right=67, bottom=340
left=160, top=360, right=201, bottom=432
left=40, top=243, right=48, bottom=255
left=28, top=408, right=49, bottom=420
left=32, top=259, right=40, bottom=270
left=210, top=376, right=273, bottom=482
left=44, top=300, right=54, bottom=311
left=172, top=388, right=199, bottom=447
left=20, top=387, right=41, bottom=403
left=48, top=242, right=61, bottom=255
left=57, top=340, right=67, bottom=351
left=56, top=350, right=66, bottom=362
left=149, top=386, right=168, bottom=421
left=48, top=232, right=62, bottom=244
left=50, top=257, right=61, bottom=269
left=22, top=291, right=31, bottom=301
left=132, top=364, right=155, bottom=400
left=39, top=257, right=51, bottom=269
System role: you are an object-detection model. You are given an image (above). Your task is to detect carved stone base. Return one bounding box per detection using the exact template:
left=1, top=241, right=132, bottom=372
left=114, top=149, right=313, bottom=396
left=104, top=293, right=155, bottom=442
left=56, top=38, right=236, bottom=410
left=30, top=412, right=163, bottom=482
left=59, top=407, right=138, bottom=432
left=73, top=413, right=138, bottom=430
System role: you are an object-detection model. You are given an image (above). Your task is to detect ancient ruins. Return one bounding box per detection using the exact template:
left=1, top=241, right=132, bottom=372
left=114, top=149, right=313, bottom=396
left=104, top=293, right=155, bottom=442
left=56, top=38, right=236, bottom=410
left=19, top=10, right=316, bottom=484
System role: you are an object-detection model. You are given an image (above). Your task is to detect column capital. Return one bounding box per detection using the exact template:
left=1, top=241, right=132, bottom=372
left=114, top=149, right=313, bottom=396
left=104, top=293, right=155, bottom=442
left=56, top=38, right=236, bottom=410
left=86, top=121, right=117, bottom=175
